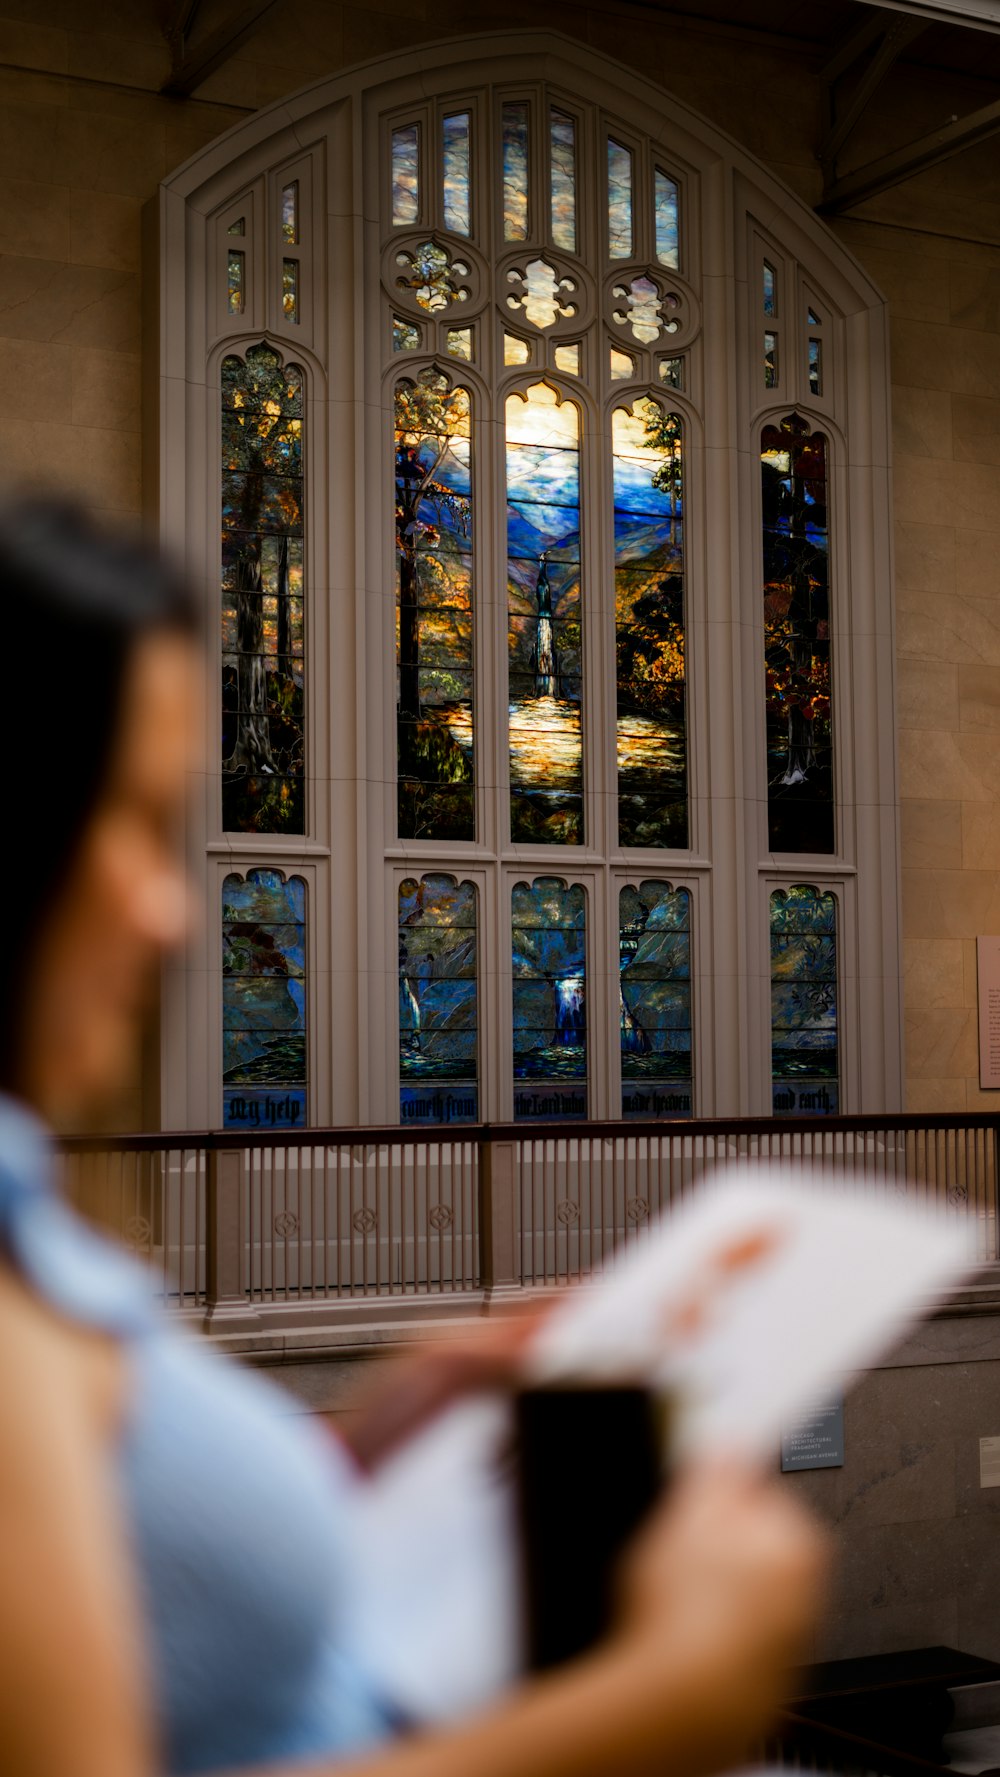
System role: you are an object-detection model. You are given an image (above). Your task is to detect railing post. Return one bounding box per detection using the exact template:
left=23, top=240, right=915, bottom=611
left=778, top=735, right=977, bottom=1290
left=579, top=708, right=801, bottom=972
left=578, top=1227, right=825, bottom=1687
left=203, top=1146, right=260, bottom=1330
left=479, top=1133, right=522, bottom=1300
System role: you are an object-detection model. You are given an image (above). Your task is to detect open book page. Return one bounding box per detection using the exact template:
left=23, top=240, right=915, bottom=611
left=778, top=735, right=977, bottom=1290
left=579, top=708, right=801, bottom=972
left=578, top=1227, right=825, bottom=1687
left=343, top=1168, right=974, bottom=1724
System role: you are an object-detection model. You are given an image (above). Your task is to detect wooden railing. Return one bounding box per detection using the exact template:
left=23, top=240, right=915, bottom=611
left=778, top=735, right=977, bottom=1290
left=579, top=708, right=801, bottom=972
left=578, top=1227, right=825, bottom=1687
left=57, top=1114, right=1000, bottom=1331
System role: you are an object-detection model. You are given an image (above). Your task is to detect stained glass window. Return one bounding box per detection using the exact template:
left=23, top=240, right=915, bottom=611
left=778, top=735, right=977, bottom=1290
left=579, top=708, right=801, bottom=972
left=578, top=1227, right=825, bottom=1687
left=221, top=345, right=304, bottom=833
left=506, top=384, right=582, bottom=845
left=227, top=218, right=245, bottom=236
left=614, top=399, right=686, bottom=848
left=504, top=332, right=531, bottom=365
left=770, top=886, right=838, bottom=1114
left=223, top=871, right=306, bottom=1129
left=502, top=102, right=529, bottom=241
left=554, top=342, right=579, bottom=374
left=610, top=347, right=634, bottom=380
left=620, top=882, right=691, bottom=1118
left=807, top=306, right=820, bottom=325
left=607, top=140, right=633, bottom=259
left=447, top=326, right=472, bottom=359
left=282, top=182, right=298, bottom=244
left=654, top=169, right=679, bottom=268
left=282, top=258, right=299, bottom=324
left=227, top=249, right=244, bottom=314
left=763, top=261, right=776, bottom=317
left=399, top=875, right=478, bottom=1125
left=764, top=330, right=777, bottom=388
left=658, top=357, right=684, bottom=390
left=550, top=109, right=576, bottom=252
left=393, top=316, right=420, bottom=351
left=392, top=124, right=419, bottom=224
left=395, top=372, right=474, bottom=841
left=761, top=414, right=832, bottom=853
left=809, top=338, right=822, bottom=396
left=443, top=112, right=471, bottom=236
left=512, top=879, right=586, bottom=1121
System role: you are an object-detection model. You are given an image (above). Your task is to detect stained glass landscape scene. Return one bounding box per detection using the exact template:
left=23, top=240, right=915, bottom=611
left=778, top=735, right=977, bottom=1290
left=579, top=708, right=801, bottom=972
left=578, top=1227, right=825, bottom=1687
left=506, top=383, right=583, bottom=844
left=614, top=400, right=687, bottom=847
left=770, top=886, right=838, bottom=1114
left=395, top=374, right=474, bottom=840
left=221, top=345, right=304, bottom=833
left=512, top=879, right=587, bottom=1120
left=399, top=876, right=478, bottom=1125
left=761, top=415, right=833, bottom=852
left=620, top=882, right=692, bottom=1117
left=223, top=871, right=306, bottom=1129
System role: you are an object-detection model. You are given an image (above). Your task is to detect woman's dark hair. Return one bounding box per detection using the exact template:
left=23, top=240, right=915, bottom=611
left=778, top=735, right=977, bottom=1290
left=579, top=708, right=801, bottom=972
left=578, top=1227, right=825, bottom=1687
left=0, top=497, right=200, bottom=1087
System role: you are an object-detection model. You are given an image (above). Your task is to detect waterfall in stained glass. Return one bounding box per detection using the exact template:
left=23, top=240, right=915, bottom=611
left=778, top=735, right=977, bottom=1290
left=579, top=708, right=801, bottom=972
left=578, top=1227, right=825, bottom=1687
left=761, top=415, right=833, bottom=853
left=607, top=140, right=633, bottom=258
left=221, top=346, right=304, bottom=833
left=399, top=875, right=478, bottom=1125
left=620, top=882, right=691, bottom=1118
left=770, top=887, right=838, bottom=1114
left=392, top=124, right=419, bottom=225
left=223, top=871, right=306, bottom=1129
left=395, top=374, right=474, bottom=841
left=550, top=109, right=576, bottom=252
left=654, top=169, right=679, bottom=268
left=443, top=112, right=471, bottom=236
left=502, top=102, right=529, bottom=241
left=512, top=879, right=587, bottom=1121
left=506, top=384, right=583, bottom=845
left=614, top=400, right=687, bottom=848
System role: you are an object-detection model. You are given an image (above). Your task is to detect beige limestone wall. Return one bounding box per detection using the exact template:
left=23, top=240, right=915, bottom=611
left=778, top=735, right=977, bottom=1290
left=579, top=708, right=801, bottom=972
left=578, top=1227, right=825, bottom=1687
left=2, top=1, right=999, bottom=1120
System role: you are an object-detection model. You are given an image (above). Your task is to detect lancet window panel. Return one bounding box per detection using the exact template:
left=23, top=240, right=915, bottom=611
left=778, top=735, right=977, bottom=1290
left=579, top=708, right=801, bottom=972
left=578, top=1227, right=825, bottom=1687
left=512, top=879, right=587, bottom=1122
left=619, top=882, right=692, bottom=1119
left=399, top=875, right=479, bottom=1126
left=222, top=870, right=307, bottom=1130
left=769, top=886, right=838, bottom=1115
left=221, top=344, right=305, bottom=835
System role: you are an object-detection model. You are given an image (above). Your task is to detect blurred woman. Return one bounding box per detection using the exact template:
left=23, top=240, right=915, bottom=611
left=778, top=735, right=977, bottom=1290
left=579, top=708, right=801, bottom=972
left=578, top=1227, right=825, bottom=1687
left=0, top=499, right=827, bottom=1777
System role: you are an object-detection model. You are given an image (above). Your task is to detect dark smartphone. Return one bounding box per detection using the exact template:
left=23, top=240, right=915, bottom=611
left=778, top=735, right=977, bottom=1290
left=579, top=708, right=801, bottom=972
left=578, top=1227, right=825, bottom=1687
left=514, top=1382, right=667, bottom=1673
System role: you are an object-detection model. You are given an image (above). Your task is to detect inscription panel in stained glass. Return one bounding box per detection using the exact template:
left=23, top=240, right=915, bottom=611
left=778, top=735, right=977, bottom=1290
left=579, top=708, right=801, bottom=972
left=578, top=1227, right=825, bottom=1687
left=399, top=875, right=478, bottom=1125
left=770, top=886, right=838, bottom=1114
left=620, top=882, right=691, bottom=1118
left=512, top=879, right=587, bottom=1121
left=223, top=870, right=306, bottom=1129
left=221, top=346, right=304, bottom=833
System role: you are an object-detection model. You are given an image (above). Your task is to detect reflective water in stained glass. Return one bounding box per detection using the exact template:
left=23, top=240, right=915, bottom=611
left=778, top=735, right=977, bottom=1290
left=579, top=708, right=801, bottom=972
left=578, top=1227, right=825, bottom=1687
left=396, top=373, right=474, bottom=840
left=554, top=343, right=579, bottom=374
left=392, top=124, right=419, bottom=225
left=227, top=249, right=244, bottom=314
left=809, top=338, right=822, bottom=396
left=399, top=875, right=478, bottom=1124
left=506, top=385, right=582, bottom=844
left=764, top=331, right=777, bottom=388
left=502, top=102, right=529, bottom=242
left=654, top=169, right=679, bottom=269
left=223, top=870, right=306, bottom=1128
left=282, top=182, right=298, bottom=244
left=550, top=109, right=576, bottom=253
left=393, top=316, right=420, bottom=351
left=770, top=886, right=838, bottom=1114
left=282, top=259, right=299, bottom=324
left=447, top=327, right=472, bottom=359
left=614, top=400, right=687, bottom=848
left=512, top=879, right=587, bottom=1120
left=763, top=261, right=776, bottom=317
left=761, top=415, right=833, bottom=853
left=620, top=882, right=691, bottom=1117
left=658, top=357, right=684, bottom=390
left=443, top=112, right=471, bottom=236
left=504, top=332, right=531, bottom=365
left=221, top=346, right=304, bottom=833
left=610, top=347, right=634, bottom=381
left=607, top=140, right=633, bottom=259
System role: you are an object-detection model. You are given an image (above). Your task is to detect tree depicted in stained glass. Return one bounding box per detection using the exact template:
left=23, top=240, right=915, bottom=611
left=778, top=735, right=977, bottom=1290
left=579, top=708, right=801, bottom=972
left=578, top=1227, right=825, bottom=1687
left=614, top=399, right=687, bottom=848
left=512, top=879, right=586, bottom=1121
left=399, top=875, right=478, bottom=1126
left=619, top=882, right=691, bottom=1117
left=223, top=870, right=306, bottom=1129
left=395, top=372, right=474, bottom=840
left=761, top=414, right=833, bottom=852
left=221, top=345, right=304, bottom=833
left=506, top=383, right=582, bottom=844
left=770, top=886, right=838, bottom=1114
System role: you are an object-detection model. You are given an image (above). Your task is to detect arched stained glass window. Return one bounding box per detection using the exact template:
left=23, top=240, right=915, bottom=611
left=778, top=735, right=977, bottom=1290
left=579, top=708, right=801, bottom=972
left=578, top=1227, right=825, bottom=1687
left=770, top=887, right=838, bottom=1115
left=399, top=876, right=478, bottom=1125
left=222, top=870, right=306, bottom=1128
left=512, top=879, right=587, bottom=1121
left=221, top=345, right=304, bottom=834
left=620, top=882, right=691, bottom=1119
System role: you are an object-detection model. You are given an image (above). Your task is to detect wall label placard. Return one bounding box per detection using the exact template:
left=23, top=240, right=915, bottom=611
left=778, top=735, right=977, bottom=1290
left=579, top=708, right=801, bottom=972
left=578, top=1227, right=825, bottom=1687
left=780, top=1393, right=845, bottom=1472
left=977, top=937, right=1000, bottom=1090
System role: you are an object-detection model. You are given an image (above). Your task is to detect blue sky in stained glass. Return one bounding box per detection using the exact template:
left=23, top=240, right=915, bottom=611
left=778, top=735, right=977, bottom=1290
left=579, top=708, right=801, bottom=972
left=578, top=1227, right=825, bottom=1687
left=607, top=140, right=633, bottom=258
left=392, top=124, right=419, bottom=225
left=443, top=112, right=471, bottom=236
left=550, top=109, right=576, bottom=252
left=654, top=169, right=679, bottom=268
left=502, top=102, right=529, bottom=241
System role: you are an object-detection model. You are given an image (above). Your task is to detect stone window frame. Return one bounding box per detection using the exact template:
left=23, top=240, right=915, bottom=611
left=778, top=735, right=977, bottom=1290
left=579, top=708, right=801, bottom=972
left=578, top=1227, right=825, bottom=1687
left=150, top=29, right=901, bottom=1129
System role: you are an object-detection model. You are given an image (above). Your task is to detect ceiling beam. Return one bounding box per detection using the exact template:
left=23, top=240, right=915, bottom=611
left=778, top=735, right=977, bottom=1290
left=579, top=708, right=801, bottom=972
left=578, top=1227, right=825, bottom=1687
left=850, top=0, right=1000, bottom=34
left=161, top=0, right=279, bottom=96
left=819, top=90, right=1000, bottom=211
left=820, top=10, right=893, bottom=84
left=820, top=14, right=928, bottom=169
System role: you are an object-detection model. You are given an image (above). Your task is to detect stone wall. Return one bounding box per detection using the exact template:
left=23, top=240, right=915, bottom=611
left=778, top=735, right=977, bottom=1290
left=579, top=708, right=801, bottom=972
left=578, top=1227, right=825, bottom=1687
left=1, top=0, right=999, bottom=1117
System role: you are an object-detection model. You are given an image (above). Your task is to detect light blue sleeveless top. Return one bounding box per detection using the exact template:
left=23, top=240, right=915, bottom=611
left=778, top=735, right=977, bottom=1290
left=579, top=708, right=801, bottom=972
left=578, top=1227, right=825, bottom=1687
left=0, top=1096, right=394, bottom=1774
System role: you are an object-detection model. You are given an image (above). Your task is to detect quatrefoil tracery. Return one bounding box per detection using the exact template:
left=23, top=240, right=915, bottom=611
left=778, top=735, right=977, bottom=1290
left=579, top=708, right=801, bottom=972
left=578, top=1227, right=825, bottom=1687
left=395, top=240, right=471, bottom=313
left=506, top=257, right=578, bottom=330
left=611, top=273, right=681, bottom=345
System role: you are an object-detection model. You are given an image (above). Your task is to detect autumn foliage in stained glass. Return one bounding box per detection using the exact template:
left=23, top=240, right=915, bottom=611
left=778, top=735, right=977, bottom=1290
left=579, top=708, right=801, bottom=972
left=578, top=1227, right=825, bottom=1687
left=620, top=882, right=692, bottom=1117
left=399, top=875, right=478, bottom=1125
left=223, top=870, right=306, bottom=1129
left=221, top=345, right=304, bottom=834
left=770, top=886, right=838, bottom=1114
left=512, top=878, right=587, bottom=1121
